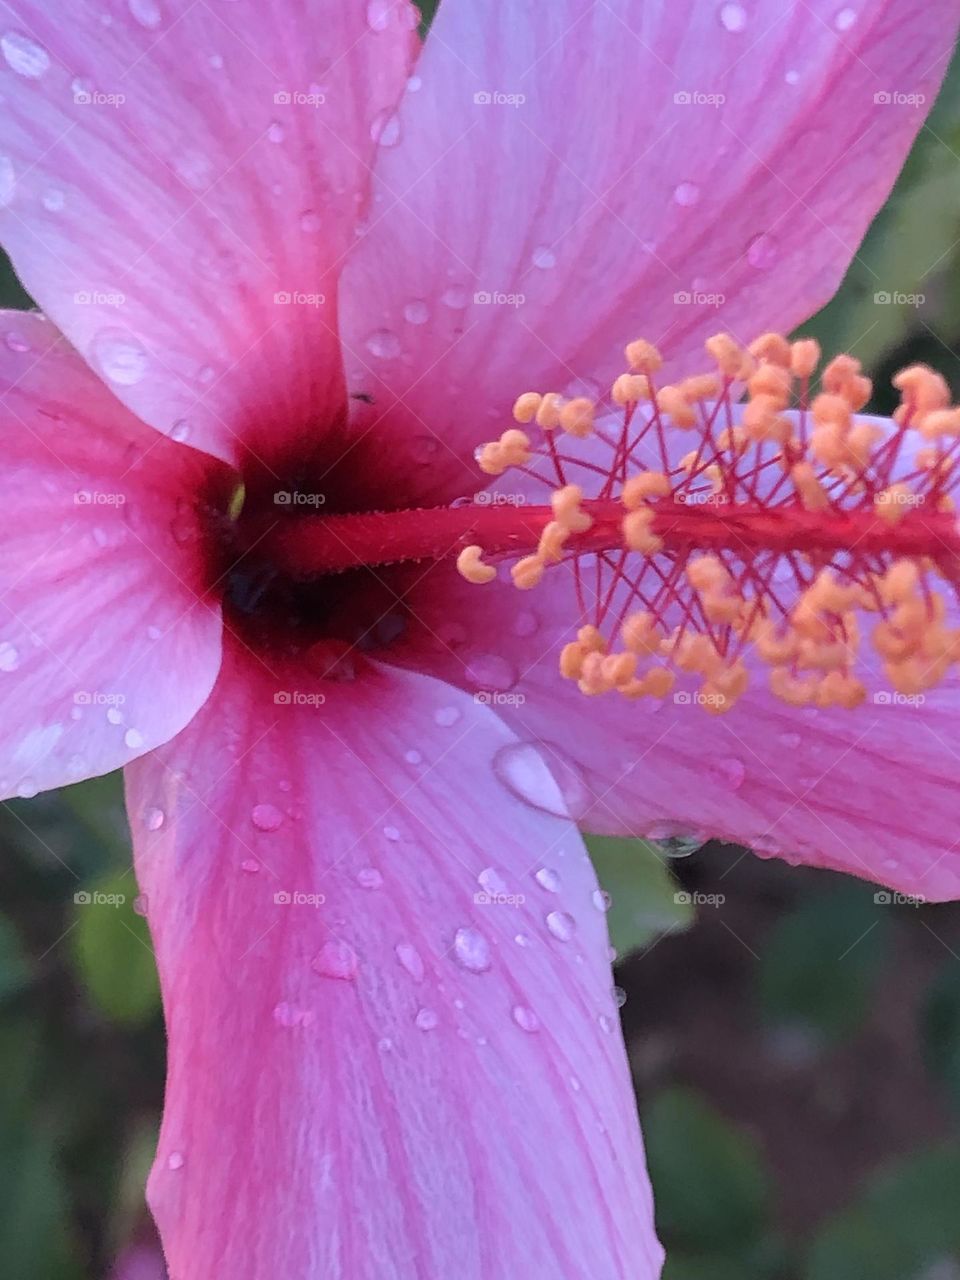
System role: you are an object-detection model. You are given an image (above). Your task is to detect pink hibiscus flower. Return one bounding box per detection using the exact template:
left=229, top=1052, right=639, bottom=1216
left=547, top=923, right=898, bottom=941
left=1, top=1, right=958, bottom=1276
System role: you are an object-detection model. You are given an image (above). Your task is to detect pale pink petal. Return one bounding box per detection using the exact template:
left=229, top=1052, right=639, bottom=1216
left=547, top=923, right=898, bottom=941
left=126, top=641, right=661, bottom=1280
left=0, top=310, right=223, bottom=798
left=0, top=1, right=416, bottom=468
left=340, top=0, right=956, bottom=497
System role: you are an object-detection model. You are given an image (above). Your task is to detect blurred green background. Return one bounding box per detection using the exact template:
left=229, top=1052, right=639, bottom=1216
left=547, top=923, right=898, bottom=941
left=4, top=29, right=960, bottom=1280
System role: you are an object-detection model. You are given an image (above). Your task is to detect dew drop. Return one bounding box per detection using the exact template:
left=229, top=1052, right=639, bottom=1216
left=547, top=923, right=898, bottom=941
left=718, top=2, right=747, bottom=32
left=273, top=1001, right=312, bottom=1028
left=613, top=985, right=628, bottom=1009
left=395, top=941, right=425, bottom=982
left=415, top=1006, right=438, bottom=1031
left=251, top=802, right=284, bottom=832
left=1, top=31, right=50, bottom=77
left=41, top=188, right=65, bottom=213
left=673, top=181, right=701, bottom=207
left=478, top=866, right=507, bottom=896
left=598, top=1013, right=614, bottom=1034
left=535, top=866, right=560, bottom=893
left=128, top=0, right=163, bottom=29
left=434, top=705, right=461, bottom=728
left=208, top=52, right=224, bottom=70
left=441, top=284, right=469, bottom=309
left=709, top=756, right=746, bottom=792
left=746, top=232, right=779, bottom=270
left=404, top=749, right=423, bottom=766
left=464, top=653, right=516, bottom=693
left=546, top=910, right=576, bottom=942
left=403, top=298, right=429, bottom=325
left=0, top=642, right=19, bottom=672
left=91, top=329, right=149, bottom=387
left=357, top=866, right=383, bottom=890
left=785, top=68, right=800, bottom=86
left=406, top=74, right=422, bottom=93
left=366, top=328, right=401, bottom=359
left=106, top=707, right=124, bottom=726
left=453, top=926, right=491, bottom=973
left=592, top=888, right=611, bottom=912
left=779, top=731, right=801, bottom=750
left=3, top=331, right=28, bottom=356
left=366, top=0, right=392, bottom=31
left=240, top=858, right=260, bottom=873
left=267, top=120, right=285, bottom=143
left=494, top=742, right=588, bottom=820
left=383, top=824, right=400, bottom=842
left=170, top=419, right=191, bottom=442
left=311, top=938, right=358, bottom=981
left=649, top=830, right=706, bottom=858
left=514, top=932, right=531, bottom=947
left=124, top=727, right=144, bottom=749
left=142, top=803, right=165, bottom=834
left=834, top=6, right=857, bottom=30
left=512, top=609, right=538, bottom=638
left=512, top=1004, right=540, bottom=1033
left=372, top=110, right=401, bottom=147
left=299, top=209, right=323, bottom=233
left=166, top=1151, right=184, bottom=1171
left=532, top=245, right=556, bottom=270
left=16, top=777, right=38, bottom=799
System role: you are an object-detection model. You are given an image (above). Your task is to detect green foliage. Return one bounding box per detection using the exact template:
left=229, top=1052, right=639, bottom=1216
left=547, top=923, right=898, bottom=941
left=921, top=961, right=960, bottom=1115
left=585, top=835, right=693, bottom=955
left=71, top=870, right=160, bottom=1026
left=756, top=884, right=889, bottom=1042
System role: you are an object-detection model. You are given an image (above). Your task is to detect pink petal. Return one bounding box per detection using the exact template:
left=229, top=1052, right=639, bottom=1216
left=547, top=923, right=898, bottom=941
left=340, top=0, right=956, bottom=497
left=125, top=641, right=661, bottom=1279
left=0, top=1, right=416, bottom=468
left=0, top=310, right=223, bottom=797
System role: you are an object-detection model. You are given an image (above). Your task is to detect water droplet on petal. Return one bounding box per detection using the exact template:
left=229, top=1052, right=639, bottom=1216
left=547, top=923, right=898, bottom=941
left=357, top=866, right=383, bottom=889
left=17, top=778, right=38, bottom=799
left=598, top=1013, right=614, bottom=1034
left=166, top=1150, right=184, bottom=1171
left=673, top=181, right=701, bottom=206
left=311, top=938, right=358, bottom=981
left=142, top=803, right=165, bottom=834
left=299, top=209, right=323, bottom=233
left=106, top=707, right=124, bottom=726
left=453, top=926, right=491, bottom=973
left=464, top=653, right=516, bottom=693
left=834, top=7, right=857, bottom=30
left=251, top=802, right=284, bottom=832
left=240, top=858, right=260, bottom=873
left=404, top=749, right=423, bottom=765
left=129, top=0, right=163, bottom=29
left=478, top=866, right=507, bottom=896
left=648, top=829, right=706, bottom=858
left=592, top=888, right=611, bottom=912
left=532, top=245, right=556, bottom=269
left=403, top=298, right=429, bottom=325
left=613, top=985, right=627, bottom=1009
left=170, top=419, right=191, bottom=442
left=396, top=941, right=425, bottom=982
left=383, top=824, right=400, bottom=842
left=366, top=0, right=392, bottom=30
left=124, top=727, right=144, bottom=749
left=3, top=331, right=27, bottom=357
left=372, top=110, right=401, bottom=147
left=785, top=68, right=800, bottom=86
left=41, top=188, right=64, bottom=213
left=407, top=74, right=422, bottom=92
left=718, top=2, right=746, bottom=32
left=512, top=609, right=538, bottom=638
left=366, top=328, right=401, bottom=359
left=546, top=910, right=576, bottom=942
left=512, top=1004, right=540, bottom=1032
left=267, top=120, right=285, bottom=143
left=1, top=31, right=50, bottom=77
left=273, top=1001, right=313, bottom=1028
left=514, top=932, right=531, bottom=947
left=0, top=642, right=19, bottom=671
left=434, top=705, right=461, bottom=728
left=91, top=329, right=149, bottom=386
left=534, top=866, right=560, bottom=893
left=441, top=284, right=469, bottom=309
left=494, top=742, right=589, bottom=820
left=709, top=756, right=745, bottom=792
left=746, top=232, right=779, bottom=270
left=415, top=1006, right=439, bottom=1030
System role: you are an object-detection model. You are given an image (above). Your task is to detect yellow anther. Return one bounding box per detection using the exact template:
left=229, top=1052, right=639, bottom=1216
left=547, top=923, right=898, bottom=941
left=790, top=338, right=821, bottom=379
left=717, top=426, right=748, bottom=456
left=791, top=462, right=830, bottom=511
left=702, top=592, right=744, bottom=624
left=622, top=611, right=662, bottom=655
left=919, top=408, right=960, bottom=439
left=893, top=364, right=950, bottom=418
left=824, top=354, right=872, bottom=410
left=874, top=484, right=913, bottom=524
left=477, top=443, right=507, bottom=475
left=705, top=332, right=745, bottom=378
left=769, top=667, right=818, bottom=707
left=807, top=569, right=858, bottom=614
left=845, top=422, right=881, bottom=469
left=743, top=395, right=790, bottom=443
left=811, top=423, right=847, bottom=470
left=644, top=666, right=676, bottom=699
left=680, top=374, right=721, bottom=402
left=559, top=397, right=595, bottom=439
left=559, top=641, right=587, bottom=680
left=748, top=363, right=792, bottom=408
left=551, top=483, right=593, bottom=533
left=622, top=508, right=663, bottom=554
left=611, top=373, right=651, bottom=406
left=456, top=545, right=496, bottom=585
left=812, top=393, right=852, bottom=429
left=880, top=559, right=919, bottom=604
left=753, top=619, right=798, bottom=665
left=749, top=333, right=792, bottom=368
left=477, top=428, right=532, bottom=474
left=535, top=393, right=563, bottom=430
left=672, top=633, right=723, bottom=678
left=577, top=651, right=611, bottom=696
left=511, top=555, right=545, bottom=590
left=601, top=651, right=638, bottom=687
left=622, top=471, right=670, bottom=509
left=512, top=392, right=542, bottom=424
left=656, top=385, right=697, bottom=428
left=624, top=339, right=663, bottom=375
left=816, top=671, right=866, bottom=709
left=686, top=553, right=729, bottom=592
left=577, top=625, right=606, bottom=653
left=537, top=520, right=569, bottom=563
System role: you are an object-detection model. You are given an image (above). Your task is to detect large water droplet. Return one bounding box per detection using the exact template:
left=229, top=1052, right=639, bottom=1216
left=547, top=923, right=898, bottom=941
left=441, top=284, right=469, bottom=309
left=41, top=188, right=65, bottom=213
left=396, top=941, right=425, bottom=982
left=372, top=110, right=401, bottom=147
left=834, top=6, right=857, bottom=30
left=613, top=985, right=627, bottom=1009
left=91, top=329, right=149, bottom=386
left=366, top=328, right=401, bottom=359
left=673, top=181, right=701, bottom=207
left=1, top=31, right=50, bottom=77
left=267, top=120, right=285, bottom=144
left=129, top=0, right=163, bottom=28
left=251, top=802, right=284, bottom=832
left=403, top=298, right=429, bottom=325
left=166, top=1150, right=184, bottom=1171
left=415, top=1006, right=439, bottom=1030
left=123, top=727, right=144, bottom=749
left=311, top=938, right=358, bottom=981
left=532, top=245, right=556, bottom=270
left=464, top=653, right=516, bottom=693
left=356, top=866, right=383, bottom=890
left=453, top=926, right=491, bottom=973
left=0, top=642, right=19, bottom=672
left=493, top=742, right=589, bottom=820
left=299, top=209, right=323, bottom=234
left=534, top=866, right=560, bottom=893
left=648, top=830, right=707, bottom=858
left=746, top=232, right=779, bottom=270
left=545, top=910, right=576, bottom=942
left=592, top=888, right=611, bottom=912
left=718, top=2, right=747, bottom=31
left=478, top=866, right=507, bottom=896
left=170, top=419, right=191, bottom=442
left=512, top=1004, right=540, bottom=1033
left=434, top=705, right=461, bottom=728
left=709, top=756, right=745, bottom=792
